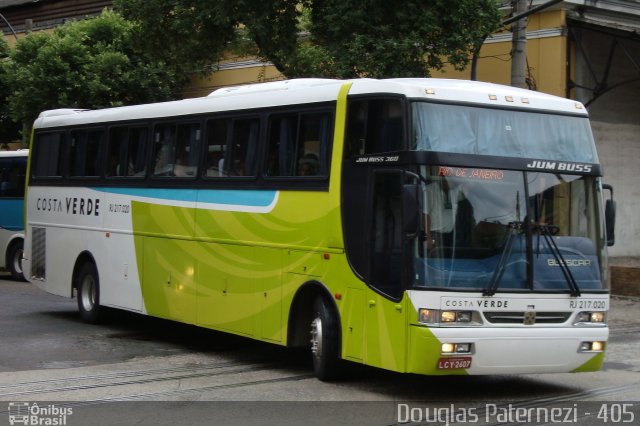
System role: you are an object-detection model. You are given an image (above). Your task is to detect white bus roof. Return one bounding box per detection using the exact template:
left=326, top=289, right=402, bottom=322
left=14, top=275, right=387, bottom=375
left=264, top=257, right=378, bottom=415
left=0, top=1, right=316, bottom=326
left=33, top=78, right=587, bottom=129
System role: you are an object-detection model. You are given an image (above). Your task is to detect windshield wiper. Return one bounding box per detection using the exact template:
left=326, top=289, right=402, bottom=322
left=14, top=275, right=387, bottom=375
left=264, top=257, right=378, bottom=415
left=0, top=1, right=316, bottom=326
left=483, top=221, right=524, bottom=296
left=536, top=224, right=581, bottom=297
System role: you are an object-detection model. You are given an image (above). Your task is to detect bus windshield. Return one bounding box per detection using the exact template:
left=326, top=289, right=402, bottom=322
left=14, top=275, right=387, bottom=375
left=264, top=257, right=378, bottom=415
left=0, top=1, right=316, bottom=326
left=415, top=166, right=606, bottom=292
left=412, top=102, right=598, bottom=163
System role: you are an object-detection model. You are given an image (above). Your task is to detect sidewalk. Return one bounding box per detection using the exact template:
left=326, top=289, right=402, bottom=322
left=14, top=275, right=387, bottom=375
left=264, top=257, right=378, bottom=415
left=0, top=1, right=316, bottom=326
left=609, top=256, right=640, bottom=297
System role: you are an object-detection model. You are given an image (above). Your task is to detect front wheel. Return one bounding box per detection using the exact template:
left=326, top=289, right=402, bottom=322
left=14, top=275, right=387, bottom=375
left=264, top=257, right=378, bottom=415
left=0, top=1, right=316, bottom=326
left=77, top=262, right=101, bottom=324
left=310, top=296, right=341, bottom=381
left=7, top=240, right=25, bottom=281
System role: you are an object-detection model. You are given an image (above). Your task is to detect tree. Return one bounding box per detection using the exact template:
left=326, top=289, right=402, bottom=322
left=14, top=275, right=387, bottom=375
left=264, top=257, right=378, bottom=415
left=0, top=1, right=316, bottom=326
left=6, top=10, right=185, bottom=141
left=307, top=0, right=502, bottom=78
left=227, top=0, right=333, bottom=77
left=0, top=37, right=19, bottom=144
left=115, top=0, right=501, bottom=79
left=114, top=0, right=238, bottom=75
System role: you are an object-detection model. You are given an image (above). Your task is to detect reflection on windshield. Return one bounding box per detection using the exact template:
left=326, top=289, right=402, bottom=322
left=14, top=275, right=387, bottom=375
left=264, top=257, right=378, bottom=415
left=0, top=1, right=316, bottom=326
left=412, top=102, right=599, bottom=163
left=415, top=166, right=605, bottom=292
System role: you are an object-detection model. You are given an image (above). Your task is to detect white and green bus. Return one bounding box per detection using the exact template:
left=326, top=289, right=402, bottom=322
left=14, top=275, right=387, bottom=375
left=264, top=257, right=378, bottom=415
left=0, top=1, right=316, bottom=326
left=24, top=78, right=615, bottom=380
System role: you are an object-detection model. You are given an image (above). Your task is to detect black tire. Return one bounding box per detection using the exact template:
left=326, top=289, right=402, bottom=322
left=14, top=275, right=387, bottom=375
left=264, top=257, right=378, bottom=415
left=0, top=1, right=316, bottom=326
left=7, top=240, right=25, bottom=281
left=77, top=262, right=101, bottom=324
left=310, top=296, right=341, bottom=381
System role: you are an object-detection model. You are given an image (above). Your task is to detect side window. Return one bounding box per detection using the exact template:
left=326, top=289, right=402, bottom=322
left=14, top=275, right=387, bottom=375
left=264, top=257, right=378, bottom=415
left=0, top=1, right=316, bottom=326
left=266, top=111, right=331, bottom=177
left=69, top=129, right=103, bottom=177
left=345, top=98, right=405, bottom=157
left=174, top=123, right=200, bottom=177
left=228, top=118, right=259, bottom=177
left=32, top=132, right=66, bottom=178
left=12, top=157, right=27, bottom=197
left=0, top=159, right=9, bottom=197
left=0, top=157, right=27, bottom=198
left=152, top=124, right=176, bottom=176
left=203, top=117, right=259, bottom=178
left=127, top=128, right=148, bottom=177
left=204, top=119, right=229, bottom=177
left=107, top=127, right=148, bottom=178
left=107, top=128, right=127, bottom=177
left=266, top=114, right=296, bottom=176
left=152, top=122, right=201, bottom=178
left=299, top=113, right=330, bottom=176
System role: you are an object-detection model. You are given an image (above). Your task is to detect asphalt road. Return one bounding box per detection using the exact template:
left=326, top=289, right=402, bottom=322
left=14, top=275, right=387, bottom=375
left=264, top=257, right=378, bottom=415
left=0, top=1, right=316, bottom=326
left=0, top=272, right=639, bottom=425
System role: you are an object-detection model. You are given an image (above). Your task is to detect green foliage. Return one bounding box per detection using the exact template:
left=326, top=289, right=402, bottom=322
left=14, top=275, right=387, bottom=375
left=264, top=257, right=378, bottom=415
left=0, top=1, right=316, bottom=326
left=0, top=37, right=19, bottom=143
left=114, top=0, right=238, bottom=74
left=308, top=0, right=502, bottom=78
left=115, top=0, right=501, bottom=79
left=6, top=10, right=185, bottom=135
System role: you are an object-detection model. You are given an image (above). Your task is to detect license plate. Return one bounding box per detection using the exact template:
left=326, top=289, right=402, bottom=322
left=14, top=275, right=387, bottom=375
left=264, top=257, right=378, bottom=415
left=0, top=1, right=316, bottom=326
left=437, top=356, right=472, bottom=370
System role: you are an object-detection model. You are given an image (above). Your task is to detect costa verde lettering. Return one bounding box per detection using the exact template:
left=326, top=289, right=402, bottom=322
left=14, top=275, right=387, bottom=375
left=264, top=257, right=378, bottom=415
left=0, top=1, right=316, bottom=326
left=444, top=299, right=510, bottom=309
left=36, top=197, right=100, bottom=216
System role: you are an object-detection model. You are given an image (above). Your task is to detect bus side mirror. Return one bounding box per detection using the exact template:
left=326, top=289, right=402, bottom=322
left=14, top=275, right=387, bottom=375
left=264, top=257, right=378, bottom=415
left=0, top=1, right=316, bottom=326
left=403, top=183, right=422, bottom=238
left=603, top=184, right=616, bottom=247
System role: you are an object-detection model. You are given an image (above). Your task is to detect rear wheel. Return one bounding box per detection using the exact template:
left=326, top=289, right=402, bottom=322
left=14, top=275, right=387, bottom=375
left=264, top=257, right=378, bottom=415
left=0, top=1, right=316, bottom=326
left=77, top=262, right=101, bottom=323
left=7, top=240, right=25, bottom=281
left=310, top=296, right=341, bottom=381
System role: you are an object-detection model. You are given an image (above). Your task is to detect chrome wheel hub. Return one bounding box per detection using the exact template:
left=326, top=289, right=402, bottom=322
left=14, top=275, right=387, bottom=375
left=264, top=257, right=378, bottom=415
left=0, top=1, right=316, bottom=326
left=310, top=317, right=323, bottom=357
left=81, top=276, right=96, bottom=311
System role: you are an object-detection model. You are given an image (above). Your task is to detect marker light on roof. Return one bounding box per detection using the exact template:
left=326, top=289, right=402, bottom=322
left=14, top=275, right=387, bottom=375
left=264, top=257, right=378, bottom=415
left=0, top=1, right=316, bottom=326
left=505, top=96, right=514, bottom=102
left=425, top=88, right=436, bottom=95
left=575, top=102, right=584, bottom=109
left=488, top=94, right=497, bottom=101
left=521, top=97, right=530, bottom=104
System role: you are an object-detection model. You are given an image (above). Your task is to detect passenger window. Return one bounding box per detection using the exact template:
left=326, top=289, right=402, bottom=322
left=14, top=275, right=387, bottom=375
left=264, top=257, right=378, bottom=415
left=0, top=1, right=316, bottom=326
left=266, top=112, right=331, bottom=177
left=345, top=99, right=404, bottom=157
left=0, top=158, right=26, bottom=198
left=152, top=124, right=176, bottom=176
left=107, top=128, right=127, bottom=177
left=127, top=128, right=148, bottom=177
left=32, top=132, right=66, bottom=178
left=107, top=127, right=148, bottom=178
left=174, top=123, right=200, bottom=178
left=204, top=119, right=229, bottom=177
left=229, top=118, right=259, bottom=177
left=152, top=122, right=200, bottom=178
left=69, top=130, right=103, bottom=177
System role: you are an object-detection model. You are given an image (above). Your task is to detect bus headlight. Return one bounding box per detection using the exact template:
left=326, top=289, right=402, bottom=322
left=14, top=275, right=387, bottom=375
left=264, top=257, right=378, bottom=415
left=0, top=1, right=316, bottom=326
left=579, top=341, right=605, bottom=352
left=575, top=311, right=607, bottom=325
left=418, top=308, right=438, bottom=324
left=441, top=310, right=472, bottom=323
left=441, top=342, right=473, bottom=354
left=418, top=308, right=482, bottom=326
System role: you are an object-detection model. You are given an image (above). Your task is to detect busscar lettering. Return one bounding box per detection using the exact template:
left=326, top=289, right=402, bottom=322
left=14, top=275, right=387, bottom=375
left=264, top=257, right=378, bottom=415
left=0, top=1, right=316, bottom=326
left=548, top=259, right=592, bottom=267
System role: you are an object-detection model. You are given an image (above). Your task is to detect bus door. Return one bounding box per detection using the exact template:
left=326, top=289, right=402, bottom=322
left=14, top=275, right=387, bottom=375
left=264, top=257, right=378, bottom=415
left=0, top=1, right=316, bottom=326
left=364, top=170, right=411, bottom=371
